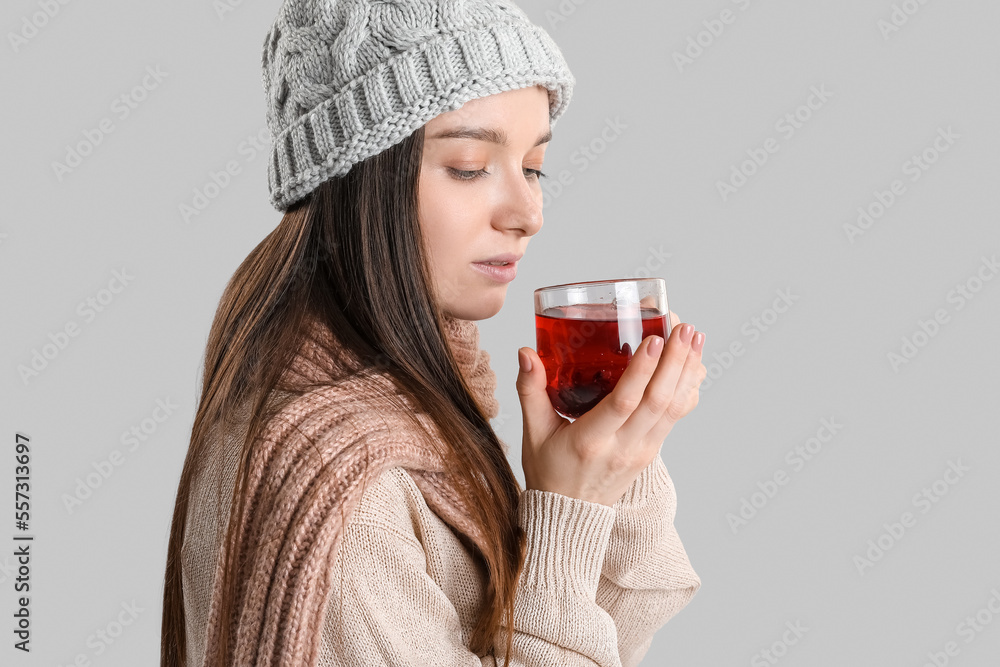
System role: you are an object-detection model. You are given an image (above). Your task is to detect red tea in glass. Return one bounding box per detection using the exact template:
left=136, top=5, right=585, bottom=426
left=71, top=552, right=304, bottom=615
left=534, top=279, right=671, bottom=419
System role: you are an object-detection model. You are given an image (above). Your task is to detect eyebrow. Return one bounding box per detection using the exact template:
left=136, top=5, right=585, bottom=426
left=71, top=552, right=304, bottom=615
left=428, top=126, right=552, bottom=147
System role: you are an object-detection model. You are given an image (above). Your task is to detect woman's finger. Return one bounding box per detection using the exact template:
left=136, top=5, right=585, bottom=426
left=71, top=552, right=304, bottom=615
left=577, top=334, right=664, bottom=442
left=647, top=332, right=706, bottom=445
left=618, top=322, right=695, bottom=446
left=515, top=347, right=565, bottom=447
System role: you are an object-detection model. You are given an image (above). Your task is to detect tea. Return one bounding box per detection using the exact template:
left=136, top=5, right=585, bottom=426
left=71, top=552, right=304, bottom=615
left=535, top=303, right=669, bottom=419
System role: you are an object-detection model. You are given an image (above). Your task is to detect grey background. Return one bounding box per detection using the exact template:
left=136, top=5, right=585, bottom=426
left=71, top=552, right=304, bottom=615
left=2, top=0, right=998, bottom=664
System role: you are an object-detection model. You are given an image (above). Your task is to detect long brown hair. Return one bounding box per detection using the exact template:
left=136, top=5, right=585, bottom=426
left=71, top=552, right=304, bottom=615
left=161, top=125, right=525, bottom=666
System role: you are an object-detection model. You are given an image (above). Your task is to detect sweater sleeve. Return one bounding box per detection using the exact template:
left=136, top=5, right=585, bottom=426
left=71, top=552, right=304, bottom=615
left=596, top=453, right=702, bottom=667
left=318, top=470, right=625, bottom=666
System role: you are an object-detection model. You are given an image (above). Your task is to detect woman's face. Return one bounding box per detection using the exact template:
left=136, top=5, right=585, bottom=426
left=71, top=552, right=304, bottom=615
left=418, top=84, right=551, bottom=321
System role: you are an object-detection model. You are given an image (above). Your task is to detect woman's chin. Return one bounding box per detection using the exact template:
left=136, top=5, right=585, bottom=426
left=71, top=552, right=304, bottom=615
left=444, top=293, right=506, bottom=321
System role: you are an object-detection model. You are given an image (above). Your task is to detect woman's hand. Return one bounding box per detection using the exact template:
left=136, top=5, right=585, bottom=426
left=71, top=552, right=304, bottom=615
left=516, top=310, right=706, bottom=507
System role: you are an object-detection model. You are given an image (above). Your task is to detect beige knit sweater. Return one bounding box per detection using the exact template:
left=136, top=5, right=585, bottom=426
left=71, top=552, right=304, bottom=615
left=180, top=314, right=700, bottom=666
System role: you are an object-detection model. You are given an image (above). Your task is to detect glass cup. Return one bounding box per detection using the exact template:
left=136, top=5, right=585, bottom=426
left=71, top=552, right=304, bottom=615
left=534, top=278, right=671, bottom=420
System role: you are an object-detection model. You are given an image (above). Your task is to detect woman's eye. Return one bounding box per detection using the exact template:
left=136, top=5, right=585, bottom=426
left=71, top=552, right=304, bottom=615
left=447, top=167, right=548, bottom=181
left=448, top=167, right=487, bottom=181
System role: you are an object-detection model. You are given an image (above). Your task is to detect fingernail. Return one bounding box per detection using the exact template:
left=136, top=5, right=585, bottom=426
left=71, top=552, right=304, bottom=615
left=680, top=324, right=694, bottom=344
left=647, top=335, right=664, bottom=357
left=518, top=349, right=532, bottom=373
left=692, top=331, right=705, bottom=352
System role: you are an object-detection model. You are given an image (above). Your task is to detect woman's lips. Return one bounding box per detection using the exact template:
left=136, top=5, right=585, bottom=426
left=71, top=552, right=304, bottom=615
left=471, top=261, right=517, bottom=283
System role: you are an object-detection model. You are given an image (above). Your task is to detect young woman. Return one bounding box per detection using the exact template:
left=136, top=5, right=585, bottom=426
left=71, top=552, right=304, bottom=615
left=161, top=1, right=707, bottom=666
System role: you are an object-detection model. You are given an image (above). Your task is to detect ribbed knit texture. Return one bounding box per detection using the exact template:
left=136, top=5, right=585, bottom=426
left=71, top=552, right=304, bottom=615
left=317, top=445, right=702, bottom=665
left=181, top=314, right=701, bottom=666
left=261, top=0, right=575, bottom=211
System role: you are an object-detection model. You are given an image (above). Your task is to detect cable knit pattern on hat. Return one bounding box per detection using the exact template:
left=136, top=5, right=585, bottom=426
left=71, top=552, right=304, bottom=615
left=261, top=0, right=575, bottom=210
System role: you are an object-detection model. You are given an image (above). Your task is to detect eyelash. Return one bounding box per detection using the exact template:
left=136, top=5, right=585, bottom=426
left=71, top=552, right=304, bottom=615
left=448, top=167, right=547, bottom=181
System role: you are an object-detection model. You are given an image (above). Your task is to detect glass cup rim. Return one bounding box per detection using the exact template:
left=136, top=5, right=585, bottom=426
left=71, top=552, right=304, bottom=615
left=533, top=277, right=665, bottom=295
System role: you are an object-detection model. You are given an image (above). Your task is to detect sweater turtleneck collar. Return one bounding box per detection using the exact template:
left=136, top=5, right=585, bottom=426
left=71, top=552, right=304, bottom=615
left=440, top=312, right=500, bottom=421
left=288, top=312, right=500, bottom=422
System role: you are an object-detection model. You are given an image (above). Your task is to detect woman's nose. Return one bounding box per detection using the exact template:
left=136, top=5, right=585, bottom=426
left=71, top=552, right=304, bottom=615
left=494, top=169, right=544, bottom=237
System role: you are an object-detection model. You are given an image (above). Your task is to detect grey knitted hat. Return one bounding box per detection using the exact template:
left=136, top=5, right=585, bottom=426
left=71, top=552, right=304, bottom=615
left=261, top=0, right=576, bottom=211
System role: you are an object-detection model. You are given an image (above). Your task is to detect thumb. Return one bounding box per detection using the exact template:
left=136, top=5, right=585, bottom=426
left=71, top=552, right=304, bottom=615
left=516, top=347, right=561, bottom=440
